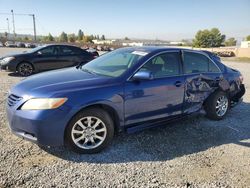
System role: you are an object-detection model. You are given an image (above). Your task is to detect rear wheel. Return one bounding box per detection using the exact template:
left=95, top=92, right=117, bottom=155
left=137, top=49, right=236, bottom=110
left=204, top=91, right=229, bottom=120
left=17, top=62, right=34, bottom=76
left=65, top=108, right=114, bottom=154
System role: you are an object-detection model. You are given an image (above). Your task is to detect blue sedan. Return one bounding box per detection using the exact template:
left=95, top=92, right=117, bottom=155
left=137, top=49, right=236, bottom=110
left=7, top=47, right=245, bottom=153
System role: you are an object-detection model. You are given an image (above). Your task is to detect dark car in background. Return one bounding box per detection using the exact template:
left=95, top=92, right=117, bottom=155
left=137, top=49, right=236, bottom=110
left=16, top=42, right=26, bottom=48
left=6, top=47, right=245, bottom=153
left=0, top=44, right=95, bottom=76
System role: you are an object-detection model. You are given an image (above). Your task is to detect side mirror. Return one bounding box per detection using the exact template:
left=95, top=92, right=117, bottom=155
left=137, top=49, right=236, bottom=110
left=131, top=70, right=153, bottom=81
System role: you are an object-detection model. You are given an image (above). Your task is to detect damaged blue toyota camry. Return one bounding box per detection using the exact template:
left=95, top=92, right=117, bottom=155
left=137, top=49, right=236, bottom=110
left=7, top=47, right=245, bottom=153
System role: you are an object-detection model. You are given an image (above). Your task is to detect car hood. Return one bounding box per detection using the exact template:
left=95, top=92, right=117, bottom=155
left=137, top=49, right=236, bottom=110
left=11, top=67, right=114, bottom=97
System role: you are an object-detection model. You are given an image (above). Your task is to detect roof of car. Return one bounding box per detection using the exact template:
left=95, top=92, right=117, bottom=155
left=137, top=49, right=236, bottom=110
left=43, top=44, right=80, bottom=48
left=122, top=46, right=202, bottom=54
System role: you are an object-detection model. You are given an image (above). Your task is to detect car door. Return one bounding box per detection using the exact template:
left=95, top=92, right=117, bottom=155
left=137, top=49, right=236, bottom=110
left=33, top=46, right=59, bottom=71
left=124, top=51, right=185, bottom=125
left=182, top=50, right=223, bottom=113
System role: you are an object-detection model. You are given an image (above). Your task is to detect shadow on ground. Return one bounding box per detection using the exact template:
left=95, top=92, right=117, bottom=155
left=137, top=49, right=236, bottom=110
left=41, top=102, right=250, bottom=163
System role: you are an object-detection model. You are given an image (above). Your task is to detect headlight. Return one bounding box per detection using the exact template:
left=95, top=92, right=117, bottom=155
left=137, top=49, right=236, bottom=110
left=2, top=57, right=15, bottom=65
left=21, top=98, right=68, bottom=110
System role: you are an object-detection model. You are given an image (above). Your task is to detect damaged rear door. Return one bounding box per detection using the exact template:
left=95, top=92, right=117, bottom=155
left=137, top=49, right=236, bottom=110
left=182, top=50, right=223, bottom=114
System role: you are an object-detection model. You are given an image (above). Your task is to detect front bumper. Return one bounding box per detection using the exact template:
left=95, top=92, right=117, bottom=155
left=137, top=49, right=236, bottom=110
left=0, top=60, right=17, bottom=71
left=6, top=99, right=73, bottom=146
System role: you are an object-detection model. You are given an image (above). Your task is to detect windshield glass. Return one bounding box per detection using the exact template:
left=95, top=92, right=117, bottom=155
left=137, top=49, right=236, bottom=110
left=81, top=49, right=147, bottom=77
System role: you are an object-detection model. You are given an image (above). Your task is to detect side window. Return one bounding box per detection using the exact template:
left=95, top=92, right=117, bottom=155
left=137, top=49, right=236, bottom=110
left=71, top=47, right=87, bottom=55
left=39, top=46, right=55, bottom=56
left=141, top=52, right=181, bottom=78
left=60, top=46, right=76, bottom=55
left=209, top=60, right=221, bottom=72
left=183, top=52, right=220, bottom=73
left=183, top=52, right=208, bottom=73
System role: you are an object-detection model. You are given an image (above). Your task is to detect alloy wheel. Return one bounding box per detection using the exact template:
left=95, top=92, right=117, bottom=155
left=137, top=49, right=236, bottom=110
left=71, top=116, right=107, bottom=149
left=215, top=95, right=228, bottom=117
left=18, top=63, right=33, bottom=76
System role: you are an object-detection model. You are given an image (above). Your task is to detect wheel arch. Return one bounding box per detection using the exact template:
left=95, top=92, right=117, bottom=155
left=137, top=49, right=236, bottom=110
left=64, top=103, right=123, bottom=142
left=16, top=61, right=35, bottom=72
left=202, top=87, right=230, bottom=107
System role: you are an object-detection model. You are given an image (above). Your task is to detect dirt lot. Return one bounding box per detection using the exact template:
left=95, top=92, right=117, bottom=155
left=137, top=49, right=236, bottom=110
left=0, top=48, right=250, bottom=187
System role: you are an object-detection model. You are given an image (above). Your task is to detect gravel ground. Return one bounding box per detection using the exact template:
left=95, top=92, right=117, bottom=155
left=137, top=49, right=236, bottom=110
left=0, top=48, right=250, bottom=187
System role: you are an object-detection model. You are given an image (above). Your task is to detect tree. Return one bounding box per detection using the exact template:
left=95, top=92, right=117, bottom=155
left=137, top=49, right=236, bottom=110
left=78, top=29, right=84, bottom=41
left=47, top=33, right=54, bottom=41
left=24, top=36, right=29, bottom=41
left=83, top=35, right=93, bottom=43
left=59, top=32, right=68, bottom=42
left=101, top=35, right=105, bottom=40
left=41, top=33, right=54, bottom=42
left=224, top=37, right=237, bottom=46
left=246, top=35, right=250, bottom=41
left=68, top=33, right=76, bottom=43
left=124, top=37, right=130, bottom=40
left=4, top=32, right=8, bottom=38
left=193, top=28, right=225, bottom=48
left=90, top=34, right=95, bottom=41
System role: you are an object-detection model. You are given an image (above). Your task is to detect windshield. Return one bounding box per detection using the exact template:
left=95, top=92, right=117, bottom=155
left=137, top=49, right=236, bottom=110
left=81, top=49, right=147, bottom=77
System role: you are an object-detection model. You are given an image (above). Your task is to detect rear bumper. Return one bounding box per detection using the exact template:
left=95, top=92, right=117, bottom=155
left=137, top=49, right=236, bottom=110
left=230, top=84, right=245, bottom=107
left=231, top=84, right=245, bottom=101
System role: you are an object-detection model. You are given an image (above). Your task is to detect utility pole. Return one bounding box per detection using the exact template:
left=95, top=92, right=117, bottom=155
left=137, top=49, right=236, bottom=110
left=30, top=14, right=36, bottom=42
left=6, top=18, right=10, bottom=36
left=11, top=9, right=16, bottom=41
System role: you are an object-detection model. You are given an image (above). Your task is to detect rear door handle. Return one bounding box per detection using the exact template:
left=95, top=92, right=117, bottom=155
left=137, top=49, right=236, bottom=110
left=174, top=81, right=182, bottom=87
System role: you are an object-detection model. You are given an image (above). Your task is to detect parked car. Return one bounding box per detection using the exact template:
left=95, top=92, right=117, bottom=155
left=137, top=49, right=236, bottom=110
left=6, top=47, right=245, bottom=153
left=0, top=44, right=95, bottom=76
left=86, top=48, right=99, bottom=57
left=16, top=42, right=25, bottom=48
left=25, top=43, right=36, bottom=48
left=5, top=41, right=17, bottom=47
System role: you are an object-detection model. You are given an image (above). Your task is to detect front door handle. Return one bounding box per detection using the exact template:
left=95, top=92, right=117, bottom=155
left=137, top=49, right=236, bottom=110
left=174, top=81, right=182, bottom=87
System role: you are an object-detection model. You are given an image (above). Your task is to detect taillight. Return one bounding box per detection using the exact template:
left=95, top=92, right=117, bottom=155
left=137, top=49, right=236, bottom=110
left=239, top=75, right=243, bottom=83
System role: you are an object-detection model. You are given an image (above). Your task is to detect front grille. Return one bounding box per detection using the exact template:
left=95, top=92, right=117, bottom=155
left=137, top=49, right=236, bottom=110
left=7, top=94, right=22, bottom=107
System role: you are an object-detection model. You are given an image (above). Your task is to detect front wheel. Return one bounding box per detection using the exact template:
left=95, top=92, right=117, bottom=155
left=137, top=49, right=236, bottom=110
left=65, top=108, right=114, bottom=154
left=17, top=62, right=34, bottom=76
left=204, top=91, right=229, bottom=120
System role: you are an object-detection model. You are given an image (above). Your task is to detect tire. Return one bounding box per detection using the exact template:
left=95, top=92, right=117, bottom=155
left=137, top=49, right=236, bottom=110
left=65, top=108, right=114, bottom=154
left=204, top=91, right=230, bottom=120
left=17, top=62, right=34, bottom=76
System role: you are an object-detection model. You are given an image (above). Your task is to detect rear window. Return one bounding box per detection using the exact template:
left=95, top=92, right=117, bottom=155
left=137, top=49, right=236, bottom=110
left=60, top=46, right=86, bottom=55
